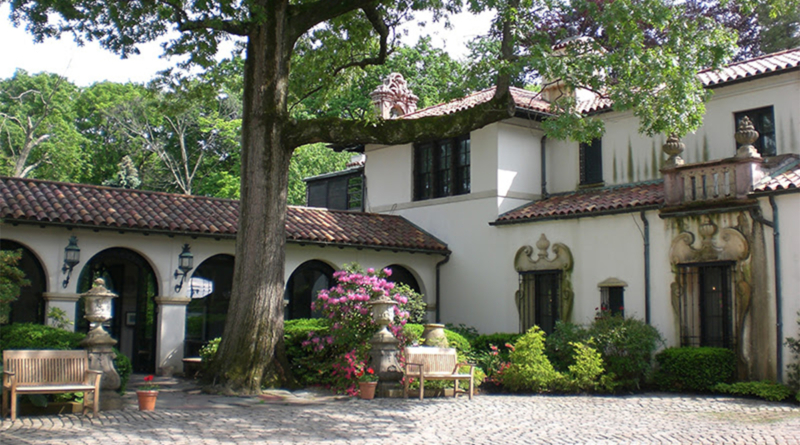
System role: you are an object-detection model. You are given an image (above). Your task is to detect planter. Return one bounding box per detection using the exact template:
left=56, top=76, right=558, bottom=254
left=358, top=382, right=378, bottom=400
left=421, top=323, right=448, bottom=347
left=136, top=390, right=159, bottom=411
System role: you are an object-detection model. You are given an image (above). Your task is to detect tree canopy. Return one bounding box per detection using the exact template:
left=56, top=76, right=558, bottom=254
left=5, top=0, right=795, bottom=393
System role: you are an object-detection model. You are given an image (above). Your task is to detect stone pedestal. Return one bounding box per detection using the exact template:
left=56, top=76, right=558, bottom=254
left=80, top=279, right=123, bottom=410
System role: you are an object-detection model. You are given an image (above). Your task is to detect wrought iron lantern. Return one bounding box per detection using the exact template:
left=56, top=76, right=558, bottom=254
left=173, top=244, right=194, bottom=292
left=61, top=236, right=81, bottom=288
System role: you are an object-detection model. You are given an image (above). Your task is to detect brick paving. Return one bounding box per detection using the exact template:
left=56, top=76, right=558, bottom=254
left=2, top=381, right=800, bottom=445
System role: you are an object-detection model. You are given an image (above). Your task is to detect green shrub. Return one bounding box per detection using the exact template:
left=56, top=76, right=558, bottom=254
left=284, top=318, right=331, bottom=386
left=560, top=340, right=606, bottom=393
left=114, top=348, right=133, bottom=393
left=588, top=316, right=663, bottom=390
left=0, top=323, right=131, bottom=395
left=444, top=323, right=479, bottom=343
left=713, top=380, right=794, bottom=402
left=394, top=283, right=427, bottom=324
left=0, top=323, right=85, bottom=357
left=655, top=347, right=735, bottom=391
left=546, top=321, right=590, bottom=373
left=404, top=323, right=471, bottom=355
left=471, top=333, right=522, bottom=358
left=500, top=326, right=562, bottom=392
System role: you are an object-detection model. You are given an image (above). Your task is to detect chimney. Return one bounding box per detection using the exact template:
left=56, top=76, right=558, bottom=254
left=541, top=36, right=603, bottom=104
left=369, top=73, right=419, bottom=119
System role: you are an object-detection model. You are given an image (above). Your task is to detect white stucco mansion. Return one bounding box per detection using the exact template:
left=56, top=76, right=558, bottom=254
left=2, top=47, right=800, bottom=381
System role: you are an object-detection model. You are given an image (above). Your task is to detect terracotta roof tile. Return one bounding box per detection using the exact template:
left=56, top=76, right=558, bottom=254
left=402, top=86, right=552, bottom=119
left=496, top=181, right=664, bottom=223
left=0, top=177, right=448, bottom=253
left=404, top=49, right=800, bottom=119
left=699, top=47, right=800, bottom=87
left=754, top=155, right=800, bottom=193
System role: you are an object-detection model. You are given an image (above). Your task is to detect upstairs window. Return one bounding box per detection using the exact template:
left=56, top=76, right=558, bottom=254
left=734, top=106, right=776, bottom=157
left=580, top=138, right=603, bottom=186
left=414, top=135, right=470, bottom=201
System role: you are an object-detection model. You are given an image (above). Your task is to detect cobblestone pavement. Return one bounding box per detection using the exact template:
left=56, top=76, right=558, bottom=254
left=2, top=378, right=800, bottom=444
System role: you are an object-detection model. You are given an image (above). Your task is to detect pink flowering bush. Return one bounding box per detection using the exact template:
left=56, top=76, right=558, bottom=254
left=300, top=264, right=412, bottom=395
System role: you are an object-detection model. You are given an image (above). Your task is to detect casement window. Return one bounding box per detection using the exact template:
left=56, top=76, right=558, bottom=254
left=677, top=263, right=734, bottom=349
left=305, top=172, right=364, bottom=211
left=518, top=271, right=561, bottom=334
left=734, top=106, right=776, bottom=157
left=414, top=135, right=470, bottom=201
left=601, top=286, right=625, bottom=318
left=580, top=138, right=603, bottom=186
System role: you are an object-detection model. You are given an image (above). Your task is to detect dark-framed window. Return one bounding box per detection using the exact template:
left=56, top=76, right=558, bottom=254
left=518, top=271, right=561, bottom=334
left=580, top=138, right=603, bottom=185
left=734, top=106, right=776, bottom=156
left=601, top=286, right=625, bottom=318
left=414, top=135, right=470, bottom=201
left=284, top=260, right=335, bottom=320
left=677, top=263, right=734, bottom=349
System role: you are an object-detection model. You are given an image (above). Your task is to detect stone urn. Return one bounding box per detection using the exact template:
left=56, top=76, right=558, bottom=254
left=421, top=323, right=448, bottom=347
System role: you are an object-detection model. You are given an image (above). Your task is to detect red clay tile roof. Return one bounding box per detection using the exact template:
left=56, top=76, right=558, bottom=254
left=699, top=47, right=800, bottom=87
left=0, top=177, right=449, bottom=253
left=402, top=86, right=553, bottom=119
left=495, top=181, right=665, bottom=224
left=753, top=155, right=800, bottom=193
left=404, top=49, right=800, bottom=119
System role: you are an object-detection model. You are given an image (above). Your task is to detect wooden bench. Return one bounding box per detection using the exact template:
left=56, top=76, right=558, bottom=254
left=403, top=346, right=475, bottom=400
left=2, top=350, right=102, bottom=421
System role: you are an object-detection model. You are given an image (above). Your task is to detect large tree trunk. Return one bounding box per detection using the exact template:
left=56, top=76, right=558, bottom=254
left=210, top=2, right=295, bottom=394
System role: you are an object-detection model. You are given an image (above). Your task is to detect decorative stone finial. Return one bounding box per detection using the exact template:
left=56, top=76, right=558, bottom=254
left=662, top=134, right=685, bottom=168
left=369, top=73, right=419, bottom=119
left=536, top=234, right=551, bottom=259
left=735, top=116, right=761, bottom=159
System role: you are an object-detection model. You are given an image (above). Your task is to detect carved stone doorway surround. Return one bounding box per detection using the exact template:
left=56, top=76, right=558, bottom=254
left=514, top=234, right=575, bottom=330
left=668, top=215, right=752, bottom=374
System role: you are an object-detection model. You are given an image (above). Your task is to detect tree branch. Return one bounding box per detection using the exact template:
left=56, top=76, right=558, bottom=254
left=289, top=5, right=392, bottom=112
left=156, top=0, right=250, bottom=36
left=285, top=89, right=516, bottom=148
left=288, top=0, right=377, bottom=41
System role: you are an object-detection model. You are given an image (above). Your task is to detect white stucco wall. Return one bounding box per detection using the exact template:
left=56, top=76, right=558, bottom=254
left=772, top=193, right=800, bottom=382
left=1, top=222, right=443, bottom=374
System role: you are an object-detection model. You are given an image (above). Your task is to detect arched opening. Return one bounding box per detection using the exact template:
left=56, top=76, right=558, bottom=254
left=284, top=260, right=334, bottom=320
left=0, top=240, right=46, bottom=324
left=77, top=248, right=158, bottom=373
left=185, top=254, right=234, bottom=357
left=385, top=264, right=421, bottom=294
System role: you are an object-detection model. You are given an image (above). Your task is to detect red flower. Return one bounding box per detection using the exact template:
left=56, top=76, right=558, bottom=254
left=144, top=375, right=154, bottom=382
left=366, top=368, right=374, bottom=375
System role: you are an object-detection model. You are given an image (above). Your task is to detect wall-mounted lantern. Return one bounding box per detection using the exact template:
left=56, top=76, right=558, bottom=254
left=173, top=244, right=194, bottom=292
left=61, top=236, right=81, bottom=289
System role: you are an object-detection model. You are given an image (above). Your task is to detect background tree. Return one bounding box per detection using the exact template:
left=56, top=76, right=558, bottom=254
left=6, top=0, right=791, bottom=394
left=0, top=70, right=86, bottom=180
left=0, top=249, right=31, bottom=325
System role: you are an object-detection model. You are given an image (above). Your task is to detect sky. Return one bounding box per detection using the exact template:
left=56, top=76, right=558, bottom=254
left=0, top=4, right=494, bottom=87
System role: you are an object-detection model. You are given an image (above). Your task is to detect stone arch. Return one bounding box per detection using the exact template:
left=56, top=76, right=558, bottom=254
left=0, top=239, right=47, bottom=324
left=77, top=247, right=159, bottom=373
left=284, top=260, right=335, bottom=320
left=184, top=254, right=234, bottom=356
left=384, top=264, right=423, bottom=295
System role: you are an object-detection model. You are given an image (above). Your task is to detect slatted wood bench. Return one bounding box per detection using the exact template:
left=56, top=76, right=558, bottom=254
left=403, top=346, right=475, bottom=400
left=2, top=350, right=102, bottom=421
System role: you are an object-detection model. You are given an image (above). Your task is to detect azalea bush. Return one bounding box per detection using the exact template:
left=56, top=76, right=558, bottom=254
left=301, top=264, right=412, bottom=395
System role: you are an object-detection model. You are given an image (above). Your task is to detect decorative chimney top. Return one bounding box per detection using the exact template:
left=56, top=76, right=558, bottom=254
left=370, top=73, right=419, bottom=119
left=346, top=154, right=366, bottom=168
left=735, top=116, right=761, bottom=159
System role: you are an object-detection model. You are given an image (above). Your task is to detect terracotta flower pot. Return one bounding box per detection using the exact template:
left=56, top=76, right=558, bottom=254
left=358, top=381, right=378, bottom=400
left=136, top=390, right=159, bottom=411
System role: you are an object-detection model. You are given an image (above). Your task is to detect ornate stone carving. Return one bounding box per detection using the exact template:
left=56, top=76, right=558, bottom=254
left=662, top=134, right=685, bottom=168
left=514, top=234, right=575, bottom=323
left=515, top=234, right=573, bottom=272
left=668, top=218, right=749, bottom=265
left=735, top=116, right=761, bottom=159
left=370, top=73, right=419, bottom=119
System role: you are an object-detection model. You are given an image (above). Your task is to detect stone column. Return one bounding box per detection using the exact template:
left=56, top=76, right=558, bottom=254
left=79, top=279, right=123, bottom=410
left=368, top=295, right=403, bottom=397
left=42, top=292, right=80, bottom=330
left=155, top=296, right=191, bottom=376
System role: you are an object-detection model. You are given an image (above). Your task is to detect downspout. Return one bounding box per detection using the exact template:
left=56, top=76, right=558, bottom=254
left=435, top=253, right=451, bottom=323
left=640, top=211, right=651, bottom=325
left=751, top=196, right=782, bottom=383
left=541, top=136, right=549, bottom=199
